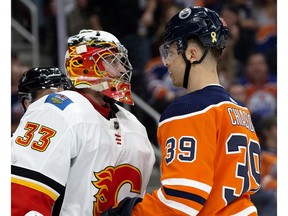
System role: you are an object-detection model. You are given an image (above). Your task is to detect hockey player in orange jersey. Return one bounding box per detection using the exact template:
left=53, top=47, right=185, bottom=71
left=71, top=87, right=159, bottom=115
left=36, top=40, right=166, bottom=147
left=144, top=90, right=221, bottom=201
left=102, top=6, right=261, bottom=216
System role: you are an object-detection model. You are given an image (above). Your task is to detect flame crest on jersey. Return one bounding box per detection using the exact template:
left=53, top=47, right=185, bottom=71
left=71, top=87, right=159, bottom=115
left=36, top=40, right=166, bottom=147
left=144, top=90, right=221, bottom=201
left=92, top=165, right=142, bottom=215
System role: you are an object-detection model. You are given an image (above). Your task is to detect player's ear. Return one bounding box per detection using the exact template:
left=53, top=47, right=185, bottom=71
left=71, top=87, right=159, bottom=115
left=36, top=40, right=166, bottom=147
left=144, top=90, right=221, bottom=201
left=186, top=45, right=198, bottom=64
left=24, top=99, right=30, bottom=110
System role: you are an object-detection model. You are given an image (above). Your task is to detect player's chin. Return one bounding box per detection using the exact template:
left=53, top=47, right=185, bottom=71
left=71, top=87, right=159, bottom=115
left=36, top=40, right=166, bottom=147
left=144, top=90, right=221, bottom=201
left=172, top=79, right=181, bottom=87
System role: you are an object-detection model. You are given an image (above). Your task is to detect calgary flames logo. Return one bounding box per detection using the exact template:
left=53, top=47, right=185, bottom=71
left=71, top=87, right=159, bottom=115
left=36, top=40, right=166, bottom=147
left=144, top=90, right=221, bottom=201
left=92, top=164, right=142, bottom=215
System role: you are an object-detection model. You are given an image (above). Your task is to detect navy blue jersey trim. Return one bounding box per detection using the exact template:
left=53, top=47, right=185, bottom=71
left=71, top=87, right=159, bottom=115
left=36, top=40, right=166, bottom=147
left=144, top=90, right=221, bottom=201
left=45, top=93, right=73, bottom=110
left=163, top=186, right=206, bottom=205
left=12, top=165, right=64, bottom=194
left=160, top=85, right=242, bottom=122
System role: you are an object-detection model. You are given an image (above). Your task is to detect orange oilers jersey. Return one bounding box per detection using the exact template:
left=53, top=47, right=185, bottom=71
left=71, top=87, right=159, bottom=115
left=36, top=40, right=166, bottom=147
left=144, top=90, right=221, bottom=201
left=132, top=85, right=261, bottom=216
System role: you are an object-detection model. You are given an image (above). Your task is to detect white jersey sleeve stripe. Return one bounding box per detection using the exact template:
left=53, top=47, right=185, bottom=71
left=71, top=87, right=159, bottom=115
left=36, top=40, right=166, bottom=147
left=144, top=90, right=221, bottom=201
left=231, top=206, right=258, bottom=216
left=157, top=188, right=199, bottom=215
left=162, top=178, right=212, bottom=193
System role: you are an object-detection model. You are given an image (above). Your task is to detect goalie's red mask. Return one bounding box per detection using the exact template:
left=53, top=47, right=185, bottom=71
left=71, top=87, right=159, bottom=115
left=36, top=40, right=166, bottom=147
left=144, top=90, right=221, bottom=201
left=65, top=29, right=134, bottom=105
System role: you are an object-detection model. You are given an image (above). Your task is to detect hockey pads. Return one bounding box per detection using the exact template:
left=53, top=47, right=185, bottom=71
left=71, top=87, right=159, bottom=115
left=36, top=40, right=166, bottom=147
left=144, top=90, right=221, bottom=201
left=100, top=197, right=142, bottom=216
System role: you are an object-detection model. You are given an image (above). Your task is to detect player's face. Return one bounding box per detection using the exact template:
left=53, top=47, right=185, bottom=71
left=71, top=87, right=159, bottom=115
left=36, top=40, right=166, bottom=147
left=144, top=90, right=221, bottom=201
left=160, top=42, right=180, bottom=66
left=102, top=54, right=127, bottom=78
left=165, top=43, right=185, bottom=87
left=246, top=53, right=268, bottom=81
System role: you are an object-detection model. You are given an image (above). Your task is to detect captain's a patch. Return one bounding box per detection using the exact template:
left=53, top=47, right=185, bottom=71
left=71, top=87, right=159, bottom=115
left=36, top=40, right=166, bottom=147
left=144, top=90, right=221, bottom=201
left=45, top=93, right=73, bottom=110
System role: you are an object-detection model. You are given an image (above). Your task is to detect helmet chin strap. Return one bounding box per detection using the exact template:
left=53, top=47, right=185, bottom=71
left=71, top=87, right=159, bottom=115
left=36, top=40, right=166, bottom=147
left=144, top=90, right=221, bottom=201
left=181, top=48, right=209, bottom=89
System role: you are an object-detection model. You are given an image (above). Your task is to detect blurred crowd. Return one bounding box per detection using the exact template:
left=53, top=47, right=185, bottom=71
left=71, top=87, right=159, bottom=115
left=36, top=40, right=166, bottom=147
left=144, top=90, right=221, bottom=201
left=11, top=0, right=277, bottom=215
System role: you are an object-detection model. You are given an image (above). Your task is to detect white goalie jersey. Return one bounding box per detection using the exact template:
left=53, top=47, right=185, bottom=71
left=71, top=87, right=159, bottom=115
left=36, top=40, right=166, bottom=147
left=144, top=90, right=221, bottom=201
left=11, top=90, right=155, bottom=216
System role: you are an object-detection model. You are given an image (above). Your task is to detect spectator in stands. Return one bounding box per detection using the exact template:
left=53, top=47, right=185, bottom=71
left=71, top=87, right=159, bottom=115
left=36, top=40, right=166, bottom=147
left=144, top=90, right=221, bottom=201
left=227, top=82, right=247, bottom=105
left=253, top=0, right=277, bottom=75
left=253, top=0, right=277, bottom=53
left=237, top=51, right=276, bottom=129
left=251, top=115, right=277, bottom=216
left=232, top=0, right=258, bottom=32
left=220, top=4, right=257, bottom=77
left=66, top=0, right=99, bottom=36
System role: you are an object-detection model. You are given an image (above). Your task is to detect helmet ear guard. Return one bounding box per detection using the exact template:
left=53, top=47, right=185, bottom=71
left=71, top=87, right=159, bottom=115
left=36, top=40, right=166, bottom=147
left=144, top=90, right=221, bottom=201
left=65, top=29, right=134, bottom=105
